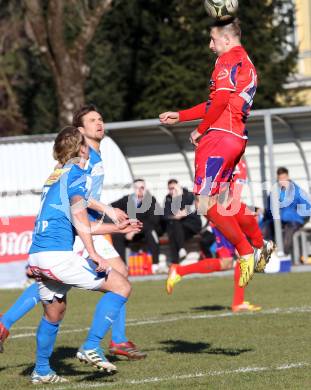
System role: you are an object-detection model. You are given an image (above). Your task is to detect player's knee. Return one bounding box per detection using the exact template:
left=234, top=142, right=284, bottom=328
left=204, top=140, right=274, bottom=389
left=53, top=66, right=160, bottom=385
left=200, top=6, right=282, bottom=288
left=43, top=297, right=67, bottom=322
left=114, top=278, right=131, bottom=298
left=44, top=308, right=66, bottom=323
left=104, top=274, right=132, bottom=298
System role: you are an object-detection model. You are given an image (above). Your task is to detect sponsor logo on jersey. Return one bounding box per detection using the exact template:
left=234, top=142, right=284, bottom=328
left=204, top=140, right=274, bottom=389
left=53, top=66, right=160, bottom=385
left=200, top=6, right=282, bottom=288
left=217, top=69, right=229, bottom=80
left=45, top=168, right=70, bottom=186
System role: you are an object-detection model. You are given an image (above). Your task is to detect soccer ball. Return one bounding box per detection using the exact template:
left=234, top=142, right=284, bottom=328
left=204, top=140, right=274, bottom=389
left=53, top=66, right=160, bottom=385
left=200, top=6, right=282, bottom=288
left=204, top=0, right=239, bottom=21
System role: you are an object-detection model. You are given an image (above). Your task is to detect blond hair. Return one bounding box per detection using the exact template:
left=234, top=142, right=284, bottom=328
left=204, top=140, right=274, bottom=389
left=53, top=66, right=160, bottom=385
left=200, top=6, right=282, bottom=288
left=53, top=126, right=86, bottom=165
left=214, top=18, right=241, bottom=40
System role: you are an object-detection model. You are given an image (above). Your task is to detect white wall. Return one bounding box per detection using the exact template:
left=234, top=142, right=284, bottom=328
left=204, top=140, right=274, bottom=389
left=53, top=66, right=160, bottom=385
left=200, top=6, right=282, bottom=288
left=0, top=137, right=132, bottom=217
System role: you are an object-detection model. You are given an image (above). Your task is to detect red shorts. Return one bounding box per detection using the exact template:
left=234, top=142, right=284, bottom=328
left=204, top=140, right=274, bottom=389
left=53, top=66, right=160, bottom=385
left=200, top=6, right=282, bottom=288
left=193, top=131, right=246, bottom=196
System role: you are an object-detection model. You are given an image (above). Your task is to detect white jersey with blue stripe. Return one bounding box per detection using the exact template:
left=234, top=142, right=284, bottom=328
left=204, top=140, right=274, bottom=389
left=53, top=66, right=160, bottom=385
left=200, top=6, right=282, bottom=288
left=29, top=163, right=90, bottom=253
left=87, top=146, right=105, bottom=221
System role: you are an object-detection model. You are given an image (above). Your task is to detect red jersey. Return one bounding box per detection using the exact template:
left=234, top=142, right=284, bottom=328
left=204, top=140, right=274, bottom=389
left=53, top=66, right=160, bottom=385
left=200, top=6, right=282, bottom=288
left=208, top=46, right=257, bottom=139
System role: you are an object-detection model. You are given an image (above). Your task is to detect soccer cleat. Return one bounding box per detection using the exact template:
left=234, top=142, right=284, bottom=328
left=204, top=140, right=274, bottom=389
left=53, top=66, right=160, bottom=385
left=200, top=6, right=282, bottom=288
left=30, top=370, right=68, bottom=384
left=238, top=254, right=255, bottom=287
left=109, top=340, right=147, bottom=360
left=166, top=264, right=182, bottom=294
left=232, top=301, right=262, bottom=313
left=76, top=346, right=117, bottom=373
left=255, top=240, right=276, bottom=273
left=0, top=314, right=9, bottom=353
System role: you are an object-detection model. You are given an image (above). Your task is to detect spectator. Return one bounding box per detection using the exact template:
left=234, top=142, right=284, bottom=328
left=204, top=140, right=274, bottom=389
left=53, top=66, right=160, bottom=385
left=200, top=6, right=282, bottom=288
left=163, top=179, right=202, bottom=263
left=111, top=179, right=161, bottom=264
left=199, top=224, right=216, bottom=258
left=263, top=167, right=311, bottom=255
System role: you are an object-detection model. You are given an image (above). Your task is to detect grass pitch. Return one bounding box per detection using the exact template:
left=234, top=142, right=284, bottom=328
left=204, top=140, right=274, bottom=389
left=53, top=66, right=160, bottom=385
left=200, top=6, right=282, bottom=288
left=0, top=271, right=311, bottom=389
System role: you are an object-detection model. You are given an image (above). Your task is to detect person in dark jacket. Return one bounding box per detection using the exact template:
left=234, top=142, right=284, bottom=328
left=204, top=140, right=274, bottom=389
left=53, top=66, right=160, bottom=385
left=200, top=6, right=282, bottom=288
left=163, top=179, right=202, bottom=263
left=111, top=179, right=161, bottom=264
left=263, top=167, right=311, bottom=255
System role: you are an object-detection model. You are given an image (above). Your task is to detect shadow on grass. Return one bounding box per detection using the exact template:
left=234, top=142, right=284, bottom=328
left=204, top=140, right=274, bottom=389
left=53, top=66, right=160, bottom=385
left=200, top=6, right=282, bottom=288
left=161, top=310, right=190, bottom=316
left=162, top=305, right=229, bottom=316
left=191, top=305, right=230, bottom=312
left=160, top=339, right=253, bottom=356
left=19, top=346, right=116, bottom=379
left=0, top=363, right=30, bottom=372
left=77, top=371, right=117, bottom=383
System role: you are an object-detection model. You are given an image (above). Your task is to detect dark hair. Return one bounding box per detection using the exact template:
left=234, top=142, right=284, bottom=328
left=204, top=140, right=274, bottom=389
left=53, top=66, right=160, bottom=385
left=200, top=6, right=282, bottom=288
left=168, top=179, right=178, bottom=185
left=277, top=167, right=289, bottom=176
left=53, top=126, right=86, bottom=165
left=133, top=178, right=145, bottom=183
left=72, top=104, right=102, bottom=128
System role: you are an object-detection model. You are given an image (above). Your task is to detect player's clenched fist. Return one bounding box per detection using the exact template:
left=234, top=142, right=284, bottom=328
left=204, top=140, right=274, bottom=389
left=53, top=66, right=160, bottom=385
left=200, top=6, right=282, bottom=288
left=159, top=111, right=180, bottom=125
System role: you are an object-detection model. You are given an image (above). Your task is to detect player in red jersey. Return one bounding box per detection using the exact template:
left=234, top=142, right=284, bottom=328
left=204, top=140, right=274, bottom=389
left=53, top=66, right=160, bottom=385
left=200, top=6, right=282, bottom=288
left=160, top=19, right=274, bottom=287
left=166, top=159, right=268, bottom=312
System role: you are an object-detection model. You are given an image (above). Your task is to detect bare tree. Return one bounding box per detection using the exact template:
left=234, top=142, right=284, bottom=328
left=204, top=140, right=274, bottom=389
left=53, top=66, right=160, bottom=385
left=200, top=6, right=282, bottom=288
left=0, top=3, right=27, bottom=136
left=24, top=0, right=112, bottom=125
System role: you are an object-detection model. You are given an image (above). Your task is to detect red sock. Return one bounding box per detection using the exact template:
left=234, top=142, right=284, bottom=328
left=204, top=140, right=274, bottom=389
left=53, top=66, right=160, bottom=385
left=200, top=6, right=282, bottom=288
left=232, top=261, right=244, bottom=307
left=206, top=204, right=253, bottom=256
left=177, top=258, right=221, bottom=276
left=234, top=203, right=264, bottom=249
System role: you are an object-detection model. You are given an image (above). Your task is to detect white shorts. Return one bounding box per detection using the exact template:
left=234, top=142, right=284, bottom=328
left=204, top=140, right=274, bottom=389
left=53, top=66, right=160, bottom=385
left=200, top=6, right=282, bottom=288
left=73, top=234, right=119, bottom=260
left=28, top=251, right=108, bottom=302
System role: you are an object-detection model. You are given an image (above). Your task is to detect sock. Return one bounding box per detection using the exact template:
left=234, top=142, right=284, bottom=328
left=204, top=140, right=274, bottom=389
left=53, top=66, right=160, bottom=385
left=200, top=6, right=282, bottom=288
left=35, top=317, right=60, bottom=376
left=177, top=258, right=221, bottom=276
left=83, top=292, right=127, bottom=350
left=206, top=204, right=253, bottom=256
left=234, top=203, right=264, bottom=249
left=232, top=261, right=244, bottom=307
left=1, top=283, right=40, bottom=330
left=111, top=304, right=128, bottom=344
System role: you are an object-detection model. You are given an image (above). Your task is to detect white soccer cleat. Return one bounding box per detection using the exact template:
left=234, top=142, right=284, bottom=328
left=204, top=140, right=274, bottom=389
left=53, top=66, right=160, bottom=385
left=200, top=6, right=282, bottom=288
left=30, top=370, right=68, bottom=384
left=76, top=347, right=117, bottom=373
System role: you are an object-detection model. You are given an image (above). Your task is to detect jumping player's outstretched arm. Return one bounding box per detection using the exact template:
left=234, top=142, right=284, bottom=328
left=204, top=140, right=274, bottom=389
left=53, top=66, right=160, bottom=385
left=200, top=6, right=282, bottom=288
left=159, top=89, right=229, bottom=127
left=160, top=90, right=230, bottom=146
left=159, top=102, right=208, bottom=124
left=179, top=102, right=208, bottom=121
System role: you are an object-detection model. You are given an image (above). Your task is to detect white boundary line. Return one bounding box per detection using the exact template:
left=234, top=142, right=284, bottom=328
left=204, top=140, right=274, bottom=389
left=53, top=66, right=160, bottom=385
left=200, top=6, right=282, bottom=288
left=38, top=362, right=309, bottom=390
left=10, top=305, right=311, bottom=339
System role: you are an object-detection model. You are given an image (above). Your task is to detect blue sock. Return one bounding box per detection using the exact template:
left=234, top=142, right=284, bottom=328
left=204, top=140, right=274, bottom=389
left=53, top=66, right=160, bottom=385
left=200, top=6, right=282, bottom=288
left=83, top=292, right=127, bottom=350
left=35, top=317, right=60, bottom=376
left=1, top=283, right=40, bottom=330
left=111, top=304, right=128, bottom=343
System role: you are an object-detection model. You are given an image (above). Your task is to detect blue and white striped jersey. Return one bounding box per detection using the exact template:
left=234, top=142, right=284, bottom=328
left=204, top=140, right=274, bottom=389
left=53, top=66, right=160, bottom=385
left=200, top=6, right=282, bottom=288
left=86, top=146, right=105, bottom=221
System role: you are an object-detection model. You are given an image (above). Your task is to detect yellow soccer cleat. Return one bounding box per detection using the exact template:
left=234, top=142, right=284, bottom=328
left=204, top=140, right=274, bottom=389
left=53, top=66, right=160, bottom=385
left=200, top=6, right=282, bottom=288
left=232, top=301, right=262, bottom=313
left=166, top=264, right=182, bottom=294
left=255, top=240, right=276, bottom=273
left=238, top=254, right=255, bottom=287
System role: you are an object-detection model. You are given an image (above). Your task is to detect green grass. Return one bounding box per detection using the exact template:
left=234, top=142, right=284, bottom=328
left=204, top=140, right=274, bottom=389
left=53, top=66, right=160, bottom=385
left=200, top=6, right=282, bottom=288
left=1, top=272, right=311, bottom=389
